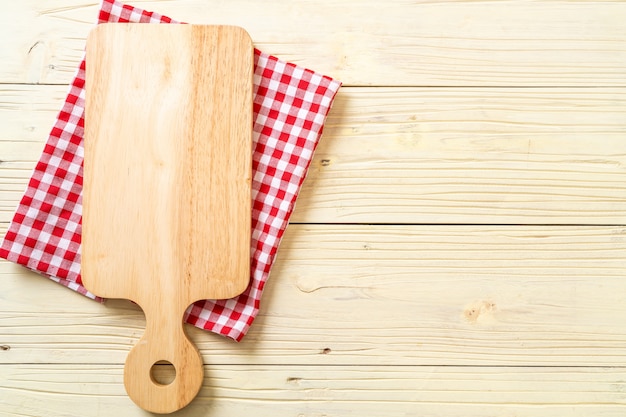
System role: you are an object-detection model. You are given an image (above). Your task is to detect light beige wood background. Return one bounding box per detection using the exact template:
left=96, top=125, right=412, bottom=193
left=2, top=1, right=626, bottom=416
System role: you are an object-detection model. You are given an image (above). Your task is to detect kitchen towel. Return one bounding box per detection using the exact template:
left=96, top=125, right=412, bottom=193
left=0, top=0, right=341, bottom=341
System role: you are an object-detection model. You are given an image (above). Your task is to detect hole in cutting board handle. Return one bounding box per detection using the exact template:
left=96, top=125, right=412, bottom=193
left=150, top=360, right=176, bottom=385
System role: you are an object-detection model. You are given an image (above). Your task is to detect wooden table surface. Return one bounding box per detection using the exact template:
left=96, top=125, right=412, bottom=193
left=2, top=1, right=626, bottom=416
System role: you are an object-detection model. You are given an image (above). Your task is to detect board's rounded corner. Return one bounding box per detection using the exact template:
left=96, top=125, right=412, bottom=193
left=234, top=25, right=254, bottom=47
left=220, top=25, right=254, bottom=51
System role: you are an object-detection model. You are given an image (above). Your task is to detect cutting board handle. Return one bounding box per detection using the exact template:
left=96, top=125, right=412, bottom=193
left=123, top=303, right=204, bottom=414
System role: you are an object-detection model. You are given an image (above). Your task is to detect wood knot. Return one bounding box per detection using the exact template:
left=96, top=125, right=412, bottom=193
left=463, top=300, right=497, bottom=325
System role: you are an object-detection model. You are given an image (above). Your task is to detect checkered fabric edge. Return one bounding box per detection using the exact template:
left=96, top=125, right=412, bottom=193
left=0, top=0, right=341, bottom=341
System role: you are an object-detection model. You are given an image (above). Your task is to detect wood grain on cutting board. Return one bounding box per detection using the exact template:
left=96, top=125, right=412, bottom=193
left=81, top=24, right=253, bottom=413
left=1, top=1, right=626, bottom=416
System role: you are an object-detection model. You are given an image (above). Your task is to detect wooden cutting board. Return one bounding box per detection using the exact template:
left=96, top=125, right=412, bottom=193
left=82, top=24, right=253, bottom=414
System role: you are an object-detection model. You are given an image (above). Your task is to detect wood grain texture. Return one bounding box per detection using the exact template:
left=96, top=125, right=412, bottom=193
left=83, top=24, right=253, bottom=413
left=2, top=225, right=626, bottom=367
left=2, top=364, right=626, bottom=417
left=83, top=23, right=253, bottom=304
left=298, top=87, right=626, bottom=224
left=2, top=1, right=626, bottom=416
left=1, top=86, right=625, bottom=225
left=2, top=1, right=626, bottom=86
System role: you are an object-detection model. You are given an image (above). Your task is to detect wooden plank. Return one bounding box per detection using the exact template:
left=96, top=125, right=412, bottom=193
left=298, top=87, right=626, bottom=224
left=0, top=85, right=64, bottom=142
left=2, top=85, right=625, bottom=224
left=2, top=225, right=626, bottom=366
left=3, top=0, right=626, bottom=86
left=2, top=364, right=626, bottom=416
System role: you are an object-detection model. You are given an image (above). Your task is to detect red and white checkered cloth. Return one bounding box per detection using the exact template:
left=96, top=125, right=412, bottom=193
left=0, top=0, right=340, bottom=341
